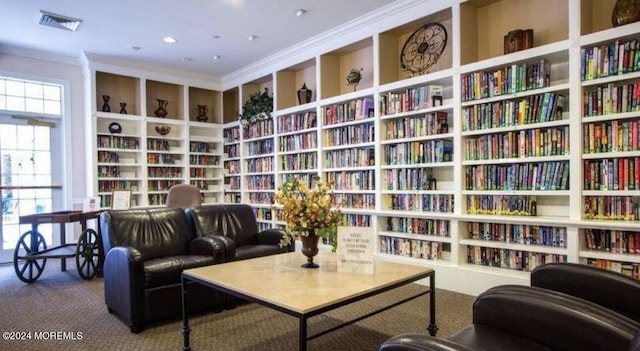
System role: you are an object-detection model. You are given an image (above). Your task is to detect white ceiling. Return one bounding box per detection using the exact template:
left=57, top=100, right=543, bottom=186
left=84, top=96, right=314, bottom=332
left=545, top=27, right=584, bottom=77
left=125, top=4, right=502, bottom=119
left=0, top=0, right=400, bottom=78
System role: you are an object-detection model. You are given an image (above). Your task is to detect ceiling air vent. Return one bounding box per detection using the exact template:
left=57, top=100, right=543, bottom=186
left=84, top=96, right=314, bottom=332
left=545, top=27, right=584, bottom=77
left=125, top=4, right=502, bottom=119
left=39, top=10, right=82, bottom=32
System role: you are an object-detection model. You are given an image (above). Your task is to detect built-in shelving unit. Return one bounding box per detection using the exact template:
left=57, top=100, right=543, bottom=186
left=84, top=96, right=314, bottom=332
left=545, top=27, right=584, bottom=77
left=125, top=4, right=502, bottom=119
left=84, top=0, right=640, bottom=295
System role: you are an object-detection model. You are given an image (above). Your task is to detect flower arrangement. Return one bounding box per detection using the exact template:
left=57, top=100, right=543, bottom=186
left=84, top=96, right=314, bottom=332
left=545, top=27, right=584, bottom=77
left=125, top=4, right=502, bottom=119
left=239, top=88, right=273, bottom=124
left=272, top=176, right=342, bottom=252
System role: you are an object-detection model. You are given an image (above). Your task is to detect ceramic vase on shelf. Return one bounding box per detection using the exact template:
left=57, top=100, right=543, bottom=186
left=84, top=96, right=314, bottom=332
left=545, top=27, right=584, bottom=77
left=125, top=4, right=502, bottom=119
left=154, top=99, right=168, bottom=118
left=102, top=95, right=111, bottom=112
left=300, top=230, right=320, bottom=269
left=296, top=83, right=312, bottom=105
left=196, top=104, right=208, bottom=122
left=119, top=102, right=127, bottom=114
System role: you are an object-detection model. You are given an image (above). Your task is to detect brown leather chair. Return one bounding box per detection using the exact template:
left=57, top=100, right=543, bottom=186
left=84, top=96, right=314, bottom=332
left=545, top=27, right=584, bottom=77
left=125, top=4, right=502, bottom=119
left=166, top=184, right=202, bottom=208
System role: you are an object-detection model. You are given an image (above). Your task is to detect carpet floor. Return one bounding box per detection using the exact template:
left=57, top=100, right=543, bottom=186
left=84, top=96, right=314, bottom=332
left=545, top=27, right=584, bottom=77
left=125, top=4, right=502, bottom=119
left=0, top=260, right=474, bottom=351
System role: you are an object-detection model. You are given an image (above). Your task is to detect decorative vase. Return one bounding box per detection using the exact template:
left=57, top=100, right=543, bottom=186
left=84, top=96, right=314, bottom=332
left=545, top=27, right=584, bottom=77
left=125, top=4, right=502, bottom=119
left=296, top=83, right=312, bottom=105
left=196, top=104, right=209, bottom=122
left=102, top=95, right=111, bottom=112
left=154, top=99, right=168, bottom=118
left=612, top=0, right=640, bottom=27
left=346, top=68, right=363, bottom=92
left=119, top=102, right=127, bottom=114
left=155, top=125, right=171, bottom=136
left=108, top=122, right=122, bottom=134
left=300, top=230, right=320, bottom=269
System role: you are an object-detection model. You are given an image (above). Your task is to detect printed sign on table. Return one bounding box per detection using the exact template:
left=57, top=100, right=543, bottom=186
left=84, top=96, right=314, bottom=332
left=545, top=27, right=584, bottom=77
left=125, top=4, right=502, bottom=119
left=337, top=226, right=374, bottom=274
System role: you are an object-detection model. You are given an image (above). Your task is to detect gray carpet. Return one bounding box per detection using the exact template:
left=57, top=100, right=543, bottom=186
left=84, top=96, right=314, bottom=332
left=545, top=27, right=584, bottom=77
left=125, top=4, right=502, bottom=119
left=0, top=260, right=474, bottom=351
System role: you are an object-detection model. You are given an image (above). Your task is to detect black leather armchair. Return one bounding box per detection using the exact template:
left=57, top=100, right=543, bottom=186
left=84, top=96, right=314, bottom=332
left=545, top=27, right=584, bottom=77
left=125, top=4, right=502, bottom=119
left=186, top=204, right=293, bottom=261
left=378, top=285, right=640, bottom=351
left=100, top=207, right=225, bottom=333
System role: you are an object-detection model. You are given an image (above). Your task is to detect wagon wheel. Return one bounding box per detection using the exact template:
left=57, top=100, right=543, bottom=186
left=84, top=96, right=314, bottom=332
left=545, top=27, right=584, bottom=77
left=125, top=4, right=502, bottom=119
left=76, top=228, right=99, bottom=280
left=13, top=230, right=48, bottom=283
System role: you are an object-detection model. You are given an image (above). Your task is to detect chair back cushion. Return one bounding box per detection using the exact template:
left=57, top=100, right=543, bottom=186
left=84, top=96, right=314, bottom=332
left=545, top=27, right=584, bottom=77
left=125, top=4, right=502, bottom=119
left=187, top=204, right=258, bottom=247
left=101, top=208, right=190, bottom=260
left=166, top=184, right=202, bottom=208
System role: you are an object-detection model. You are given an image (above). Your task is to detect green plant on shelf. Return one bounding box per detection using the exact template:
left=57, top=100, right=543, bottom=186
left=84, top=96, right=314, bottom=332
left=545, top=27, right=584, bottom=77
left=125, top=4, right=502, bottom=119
left=239, top=88, right=273, bottom=124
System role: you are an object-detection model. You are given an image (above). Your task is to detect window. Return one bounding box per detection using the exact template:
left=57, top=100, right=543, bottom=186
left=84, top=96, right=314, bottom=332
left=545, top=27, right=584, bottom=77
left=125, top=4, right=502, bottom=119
left=0, top=76, right=63, bottom=116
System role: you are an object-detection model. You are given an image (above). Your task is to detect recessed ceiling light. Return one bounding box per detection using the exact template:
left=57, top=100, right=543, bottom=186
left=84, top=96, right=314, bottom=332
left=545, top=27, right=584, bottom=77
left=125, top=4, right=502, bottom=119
left=163, top=36, right=177, bottom=43
left=212, top=55, right=221, bottom=60
left=248, top=35, right=257, bottom=41
left=182, top=57, right=192, bottom=62
left=295, top=9, right=306, bottom=17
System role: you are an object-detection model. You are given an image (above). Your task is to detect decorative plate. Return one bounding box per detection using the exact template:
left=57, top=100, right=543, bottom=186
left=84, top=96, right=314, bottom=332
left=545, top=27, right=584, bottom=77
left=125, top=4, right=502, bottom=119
left=400, top=22, right=447, bottom=76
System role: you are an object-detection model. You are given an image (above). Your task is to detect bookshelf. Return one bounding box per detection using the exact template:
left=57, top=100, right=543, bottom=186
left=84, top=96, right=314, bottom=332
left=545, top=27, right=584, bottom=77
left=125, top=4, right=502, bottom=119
left=84, top=0, right=640, bottom=295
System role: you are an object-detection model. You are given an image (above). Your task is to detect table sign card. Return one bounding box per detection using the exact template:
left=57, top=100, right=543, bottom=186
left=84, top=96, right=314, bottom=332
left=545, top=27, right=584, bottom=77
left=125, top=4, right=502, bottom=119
left=82, top=196, right=100, bottom=212
left=111, top=190, right=131, bottom=210
left=337, top=226, right=374, bottom=274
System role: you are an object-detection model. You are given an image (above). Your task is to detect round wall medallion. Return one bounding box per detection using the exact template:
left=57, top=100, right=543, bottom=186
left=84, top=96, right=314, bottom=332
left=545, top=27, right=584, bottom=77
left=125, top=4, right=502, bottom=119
left=401, top=22, right=447, bottom=76
left=108, top=122, right=122, bottom=134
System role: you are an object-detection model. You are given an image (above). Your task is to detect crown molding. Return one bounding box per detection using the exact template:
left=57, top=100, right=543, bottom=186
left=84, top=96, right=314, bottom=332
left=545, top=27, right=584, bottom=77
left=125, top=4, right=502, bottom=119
left=0, top=43, right=81, bottom=67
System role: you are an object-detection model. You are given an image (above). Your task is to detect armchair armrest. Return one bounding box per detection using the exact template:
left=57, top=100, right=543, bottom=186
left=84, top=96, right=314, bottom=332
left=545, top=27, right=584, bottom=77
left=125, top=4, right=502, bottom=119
left=189, top=236, right=226, bottom=264
left=531, top=262, right=640, bottom=323
left=379, top=333, right=478, bottom=351
left=103, top=246, right=145, bottom=329
left=257, top=228, right=293, bottom=251
left=473, top=285, right=639, bottom=351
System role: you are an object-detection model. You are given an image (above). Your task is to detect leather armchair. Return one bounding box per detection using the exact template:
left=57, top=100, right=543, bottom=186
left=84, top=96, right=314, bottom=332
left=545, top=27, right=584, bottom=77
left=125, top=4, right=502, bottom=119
left=186, top=204, right=294, bottom=261
left=100, top=207, right=225, bottom=333
left=531, top=262, right=640, bottom=323
left=378, top=285, right=640, bottom=351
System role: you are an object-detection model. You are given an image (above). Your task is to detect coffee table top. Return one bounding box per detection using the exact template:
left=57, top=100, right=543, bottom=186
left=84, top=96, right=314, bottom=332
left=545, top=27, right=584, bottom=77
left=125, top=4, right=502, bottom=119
left=183, top=251, right=433, bottom=314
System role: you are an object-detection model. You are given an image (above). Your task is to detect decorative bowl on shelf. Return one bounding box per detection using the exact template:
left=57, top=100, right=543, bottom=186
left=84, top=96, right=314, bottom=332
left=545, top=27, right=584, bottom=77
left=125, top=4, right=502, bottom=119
left=108, top=122, right=122, bottom=134
left=155, top=125, right=171, bottom=136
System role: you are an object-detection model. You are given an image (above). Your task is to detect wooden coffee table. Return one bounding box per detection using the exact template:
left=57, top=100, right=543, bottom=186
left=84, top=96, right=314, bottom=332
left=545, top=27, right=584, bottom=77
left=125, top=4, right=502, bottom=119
left=181, top=251, right=437, bottom=351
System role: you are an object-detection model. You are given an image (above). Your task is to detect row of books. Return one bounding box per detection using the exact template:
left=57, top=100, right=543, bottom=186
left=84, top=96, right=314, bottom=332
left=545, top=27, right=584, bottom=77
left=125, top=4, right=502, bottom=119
left=384, top=140, right=453, bottom=165
left=148, top=153, right=177, bottom=165
left=245, top=139, right=273, bottom=156
left=243, top=119, right=273, bottom=139
left=253, top=208, right=272, bottom=221
left=147, top=179, right=181, bottom=191
left=584, top=228, right=640, bottom=254
left=189, top=155, right=219, bottom=166
left=379, top=236, right=445, bottom=261
left=147, top=167, right=182, bottom=178
left=281, top=173, right=319, bottom=188
left=384, top=217, right=449, bottom=237
left=583, top=82, right=640, bottom=117
left=324, top=148, right=375, bottom=168
left=225, top=144, right=239, bottom=158
left=584, top=157, right=640, bottom=191
left=246, top=157, right=273, bottom=173
left=466, top=222, right=566, bottom=247
left=378, top=85, right=443, bottom=115
left=341, top=213, right=371, bottom=227
left=325, top=170, right=375, bottom=191
left=147, top=139, right=171, bottom=151
left=98, top=180, right=135, bottom=192
left=245, top=174, right=274, bottom=190
left=462, top=92, right=565, bottom=131
left=583, top=118, right=640, bottom=154
left=384, top=112, right=449, bottom=140
left=279, top=153, right=316, bottom=171
left=224, top=127, right=240, bottom=143
left=323, top=122, right=374, bottom=146
left=189, top=141, right=217, bottom=153
left=225, top=193, right=241, bottom=203
left=189, top=179, right=209, bottom=190
left=387, top=194, right=454, bottom=212
left=383, top=168, right=436, bottom=191
left=98, top=135, right=139, bottom=150
left=465, top=195, right=537, bottom=216
left=249, top=192, right=272, bottom=204
left=583, top=196, right=639, bottom=221
left=278, top=131, right=317, bottom=152
left=277, top=111, right=317, bottom=134
left=334, top=193, right=375, bottom=209
left=585, top=258, right=640, bottom=279
left=580, top=38, right=640, bottom=81
left=461, top=59, right=551, bottom=102
left=98, top=165, right=120, bottom=178
left=148, top=193, right=167, bottom=206
left=225, top=176, right=240, bottom=190
left=465, top=161, right=569, bottom=191
left=464, top=126, right=569, bottom=160
left=97, top=151, right=120, bottom=163
left=224, top=160, right=240, bottom=175
left=466, top=246, right=566, bottom=272
left=321, top=97, right=375, bottom=125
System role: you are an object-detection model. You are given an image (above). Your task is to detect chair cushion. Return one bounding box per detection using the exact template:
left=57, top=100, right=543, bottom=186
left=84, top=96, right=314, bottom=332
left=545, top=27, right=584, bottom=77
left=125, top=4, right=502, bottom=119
left=143, top=255, right=214, bottom=289
left=449, top=325, right=551, bottom=351
left=235, top=244, right=289, bottom=261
